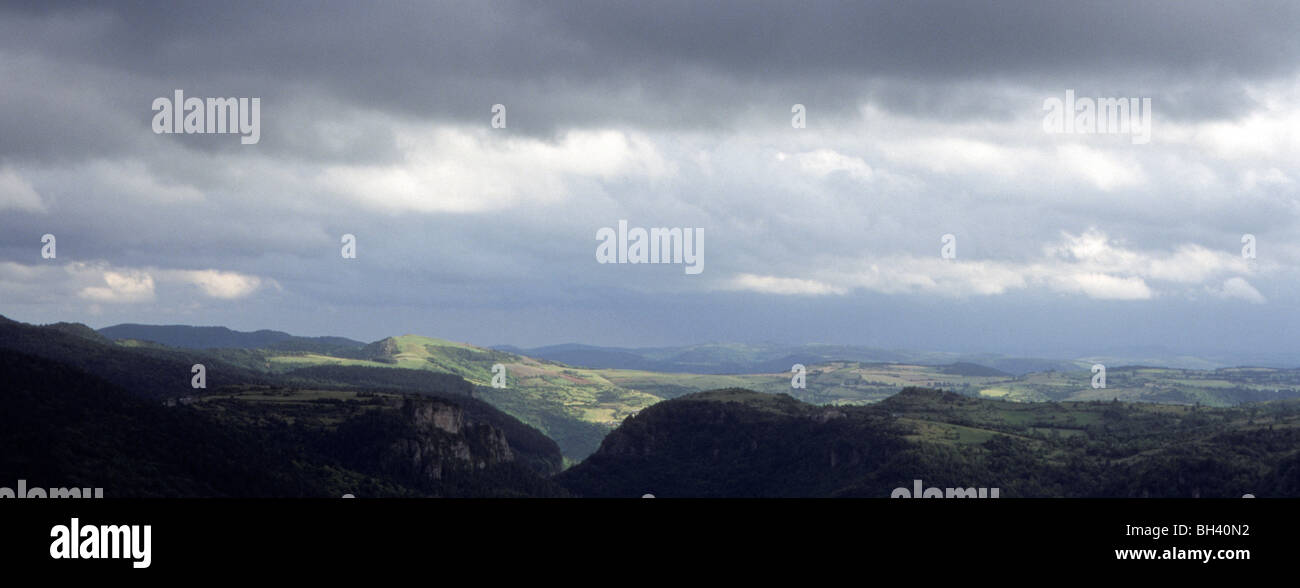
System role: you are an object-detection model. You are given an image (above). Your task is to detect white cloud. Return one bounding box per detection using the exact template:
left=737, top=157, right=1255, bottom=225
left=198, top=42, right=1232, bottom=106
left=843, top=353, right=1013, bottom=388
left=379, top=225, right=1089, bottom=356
left=78, top=269, right=156, bottom=303
left=1053, top=144, right=1146, bottom=191
left=1191, top=103, right=1300, bottom=162
left=725, top=230, right=1253, bottom=302
left=0, top=167, right=45, bottom=212
left=1241, top=167, right=1294, bottom=190
left=832, top=258, right=1029, bottom=297
left=1049, top=272, right=1153, bottom=300
left=874, top=133, right=1147, bottom=192
left=321, top=127, right=674, bottom=214
left=880, top=136, right=1031, bottom=179
left=723, top=273, right=846, bottom=296
left=0, top=262, right=267, bottom=306
left=1145, top=244, right=1243, bottom=283
left=165, top=269, right=265, bottom=299
left=1210, top=277, right=1266, bottom=304
left=780, top=148, right=874, bottom=182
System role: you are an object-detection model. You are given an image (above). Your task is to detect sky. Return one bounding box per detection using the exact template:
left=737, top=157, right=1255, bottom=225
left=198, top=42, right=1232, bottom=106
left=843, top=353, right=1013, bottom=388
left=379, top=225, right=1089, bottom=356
left=0, top=1, right=1298, bottom=361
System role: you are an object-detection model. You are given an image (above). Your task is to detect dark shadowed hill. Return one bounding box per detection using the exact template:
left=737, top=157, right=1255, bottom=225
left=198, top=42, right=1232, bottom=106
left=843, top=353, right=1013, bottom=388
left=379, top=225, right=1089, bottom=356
left=0, top=347, right=565, bottom=497
left=0, top=315, right=565, bottom=496
left=0, top=315, right=273, bottom=400
left=557, top=388, right=911, bottom=497
left=283, top=364, right=564, bottom=476
left=99, top=323, right=364, bottom=352
left=0, top=347, right=335, bottom=496
left=559, top=387, right=1300, bottom=498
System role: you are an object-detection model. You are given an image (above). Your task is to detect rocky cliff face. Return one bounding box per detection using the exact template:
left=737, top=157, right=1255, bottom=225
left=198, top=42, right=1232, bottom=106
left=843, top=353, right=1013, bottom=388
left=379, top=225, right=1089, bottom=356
left=325, top=396, right=525, bottom=492
left=408, top=400, right=465, bottom=435
left=556, top=388, right=908, bottom=497
left=360, top=337, right=401, bottom=363
left=389, top=399, right=515, bottom=481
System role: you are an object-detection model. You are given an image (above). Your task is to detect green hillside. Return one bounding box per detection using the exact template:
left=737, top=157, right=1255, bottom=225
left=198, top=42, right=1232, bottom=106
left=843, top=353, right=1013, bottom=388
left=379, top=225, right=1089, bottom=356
left=257, top=335, right=661, bottom=460
left=67, top=319, right=1300, bottom=464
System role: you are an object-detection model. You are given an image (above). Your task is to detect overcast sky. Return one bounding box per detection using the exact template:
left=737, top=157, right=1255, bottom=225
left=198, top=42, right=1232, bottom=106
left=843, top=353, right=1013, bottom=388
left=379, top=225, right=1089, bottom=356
left=1, top=1, right=1298, bottom=361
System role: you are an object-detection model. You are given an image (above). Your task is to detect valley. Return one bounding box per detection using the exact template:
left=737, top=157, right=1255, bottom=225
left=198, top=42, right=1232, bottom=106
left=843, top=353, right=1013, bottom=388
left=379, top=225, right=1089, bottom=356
left=4, top=315, right=1300, bottom=497
left=217, top=334, right=1300, bottom=461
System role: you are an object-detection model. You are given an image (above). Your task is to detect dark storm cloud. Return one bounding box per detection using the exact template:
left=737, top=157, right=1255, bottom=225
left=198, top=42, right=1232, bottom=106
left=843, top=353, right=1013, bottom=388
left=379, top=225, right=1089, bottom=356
left=17, top=1, right=1300, bottom=79
left=2, top=0, right=1296, bottom=140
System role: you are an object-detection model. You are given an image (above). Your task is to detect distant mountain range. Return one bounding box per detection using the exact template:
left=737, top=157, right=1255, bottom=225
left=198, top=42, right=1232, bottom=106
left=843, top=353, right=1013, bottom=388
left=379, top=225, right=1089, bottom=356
left=93, top=323, right=1294, bottom=375
left=496, top=343, right=1300, bottom=373
left=494, top=342, right=1086, bottom=376
left=98, top=323, right=365, bottom=352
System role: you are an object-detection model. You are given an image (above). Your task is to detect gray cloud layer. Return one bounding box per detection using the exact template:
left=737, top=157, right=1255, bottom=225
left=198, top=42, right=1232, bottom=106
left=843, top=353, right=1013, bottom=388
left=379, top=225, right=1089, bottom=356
left=1, top=1, right=1297, bottom=361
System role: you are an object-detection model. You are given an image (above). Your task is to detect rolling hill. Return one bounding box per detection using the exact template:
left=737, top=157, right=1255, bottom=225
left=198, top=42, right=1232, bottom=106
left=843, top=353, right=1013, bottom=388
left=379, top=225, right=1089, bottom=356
left=0, top=316, right=566, bottom=496
left=99, top=323, right=365, bottom=353
left=254, top=335, right=664, bottom=460
left=78, top=319, right=1300, bottom=462
left=558, top=387, right=1300, bottom=497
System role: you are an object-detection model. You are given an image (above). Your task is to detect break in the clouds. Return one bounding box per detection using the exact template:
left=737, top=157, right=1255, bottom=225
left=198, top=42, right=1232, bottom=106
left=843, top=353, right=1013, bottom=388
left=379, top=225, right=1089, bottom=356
left=0, top=1, right=1298, bottom=362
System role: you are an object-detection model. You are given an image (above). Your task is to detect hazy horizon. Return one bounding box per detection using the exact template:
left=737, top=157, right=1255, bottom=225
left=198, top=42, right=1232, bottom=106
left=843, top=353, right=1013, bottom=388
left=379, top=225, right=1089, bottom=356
left=6, top=310, right=1298, bottom=371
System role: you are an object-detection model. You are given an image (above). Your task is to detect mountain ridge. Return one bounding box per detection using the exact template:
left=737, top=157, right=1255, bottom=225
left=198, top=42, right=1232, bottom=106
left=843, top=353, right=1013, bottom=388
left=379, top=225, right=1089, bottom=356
left=99, top=323, right=365, bottom=352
